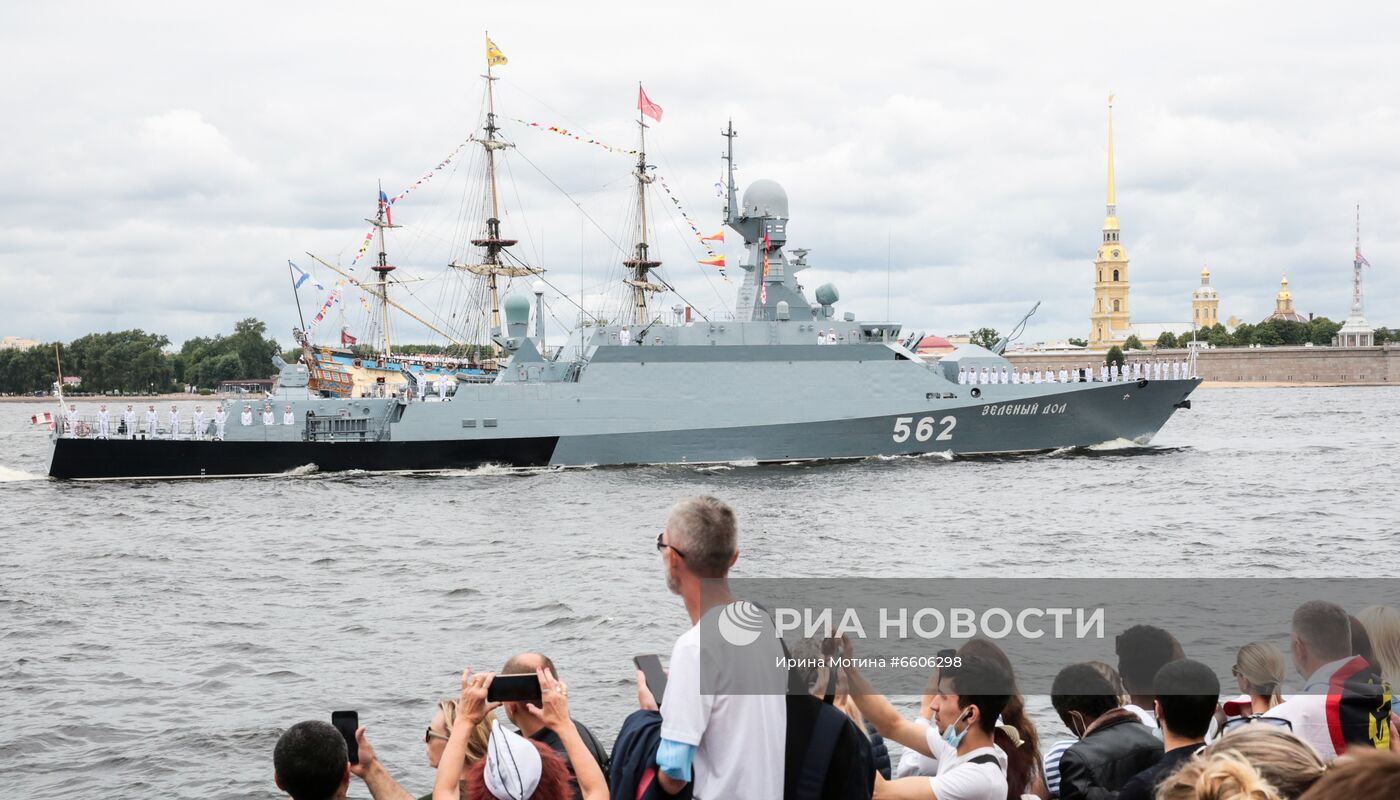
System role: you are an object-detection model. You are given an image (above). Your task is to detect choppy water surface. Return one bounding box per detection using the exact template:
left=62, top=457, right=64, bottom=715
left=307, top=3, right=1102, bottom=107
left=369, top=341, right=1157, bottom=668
left=2, top=388, right=1397, bottom=799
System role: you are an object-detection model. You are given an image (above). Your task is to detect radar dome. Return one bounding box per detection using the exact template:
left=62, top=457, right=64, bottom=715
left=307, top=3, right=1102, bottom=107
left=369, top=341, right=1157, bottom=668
left=742, top=179, right=789, bottom=218
left=815, top=283, right=840, bottom=306
left=503, top=294, right=531, bottom=327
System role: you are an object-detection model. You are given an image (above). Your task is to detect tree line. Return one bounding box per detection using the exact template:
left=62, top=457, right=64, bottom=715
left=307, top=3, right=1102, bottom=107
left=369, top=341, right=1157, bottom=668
left=0, top=318, right=281, bottom=395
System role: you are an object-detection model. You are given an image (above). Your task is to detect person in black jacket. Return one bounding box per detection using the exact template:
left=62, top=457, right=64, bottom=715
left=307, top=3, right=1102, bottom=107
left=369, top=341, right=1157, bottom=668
left=1051, top=663, right=1162, bottom=800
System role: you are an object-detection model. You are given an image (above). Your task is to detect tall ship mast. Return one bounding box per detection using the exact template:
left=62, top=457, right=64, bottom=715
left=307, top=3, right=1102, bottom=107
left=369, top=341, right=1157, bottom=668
left=448, top=34, right=541, bottom=351
left=620, top=85, right=665, bottom=327
left=364, top=183, right=401, bottom=356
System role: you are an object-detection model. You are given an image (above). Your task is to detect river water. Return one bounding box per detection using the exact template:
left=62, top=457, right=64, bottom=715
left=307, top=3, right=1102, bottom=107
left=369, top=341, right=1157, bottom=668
left=2, top=388, right=1396, bottom=798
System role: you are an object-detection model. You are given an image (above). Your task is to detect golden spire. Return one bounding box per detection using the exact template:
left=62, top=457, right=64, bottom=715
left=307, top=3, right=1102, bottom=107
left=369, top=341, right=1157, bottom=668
left=1201, top=262, right=1210, bottom=282
left=1106, top=93, right=1116, bottom=216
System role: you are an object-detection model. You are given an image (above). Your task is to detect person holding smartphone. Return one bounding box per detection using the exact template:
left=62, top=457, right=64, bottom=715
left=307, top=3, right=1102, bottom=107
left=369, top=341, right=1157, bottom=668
left=433, top=667, right=609, bottom=800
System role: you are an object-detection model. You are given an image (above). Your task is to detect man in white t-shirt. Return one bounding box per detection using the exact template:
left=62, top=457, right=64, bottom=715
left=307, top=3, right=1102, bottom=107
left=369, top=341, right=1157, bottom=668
left=848, top=652, right=1011, bottom=799
left=639, top=496, right=786, bottom=800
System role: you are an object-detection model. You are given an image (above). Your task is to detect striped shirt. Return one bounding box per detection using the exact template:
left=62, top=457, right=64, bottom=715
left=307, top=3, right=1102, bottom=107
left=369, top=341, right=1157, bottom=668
left=1042, top=738, right=1077, bottom=798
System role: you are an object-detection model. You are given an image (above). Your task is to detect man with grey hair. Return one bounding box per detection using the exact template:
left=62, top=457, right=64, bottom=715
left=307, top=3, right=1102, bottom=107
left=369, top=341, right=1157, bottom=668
left=1270, top=600, right=1387, bottom=760
left=638, top=495, right=787, bottom=799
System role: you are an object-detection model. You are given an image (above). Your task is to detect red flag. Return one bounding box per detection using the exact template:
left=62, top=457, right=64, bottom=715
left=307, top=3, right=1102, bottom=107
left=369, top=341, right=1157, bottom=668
left=638, top=86, right=663, bottom=122
left=341, top=327, right=358, bottom=346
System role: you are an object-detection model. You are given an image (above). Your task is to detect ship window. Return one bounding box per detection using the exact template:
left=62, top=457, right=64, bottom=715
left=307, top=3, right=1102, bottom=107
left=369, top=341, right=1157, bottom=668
left=461, top=419, right=477, bottom=428
left=483, top=418, right=498, bottom=427
left=1113, top=299, right=1121, bottom=312
left=1112, top=269, right=1120, bottom=282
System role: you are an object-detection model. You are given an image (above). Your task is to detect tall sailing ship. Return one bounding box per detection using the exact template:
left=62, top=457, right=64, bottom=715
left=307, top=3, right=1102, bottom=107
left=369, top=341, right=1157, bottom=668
left=46, top=38, right=1201, bottom=480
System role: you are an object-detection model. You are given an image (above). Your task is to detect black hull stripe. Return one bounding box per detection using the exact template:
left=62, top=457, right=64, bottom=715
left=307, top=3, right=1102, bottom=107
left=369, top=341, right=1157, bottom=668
left=48, top=437, right=559, bottom=480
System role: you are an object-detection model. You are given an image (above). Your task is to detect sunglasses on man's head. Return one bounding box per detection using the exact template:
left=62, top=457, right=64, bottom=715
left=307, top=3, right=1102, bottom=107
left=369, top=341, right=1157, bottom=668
left=656, top=531, right=687, bottom=560
left=1222, top=715, right=1292, bottom=733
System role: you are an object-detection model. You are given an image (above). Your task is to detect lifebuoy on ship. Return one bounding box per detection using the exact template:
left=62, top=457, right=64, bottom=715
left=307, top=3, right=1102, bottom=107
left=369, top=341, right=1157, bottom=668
left=352, top=359, right=363, bottom=368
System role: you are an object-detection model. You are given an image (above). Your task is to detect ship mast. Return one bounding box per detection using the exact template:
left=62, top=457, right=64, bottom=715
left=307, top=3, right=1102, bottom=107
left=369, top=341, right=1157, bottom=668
left=366, top=180, right=400, bottom=356
left=449, top=33, right=539, bottom=353
left=623, top=83, right=663, bottom=326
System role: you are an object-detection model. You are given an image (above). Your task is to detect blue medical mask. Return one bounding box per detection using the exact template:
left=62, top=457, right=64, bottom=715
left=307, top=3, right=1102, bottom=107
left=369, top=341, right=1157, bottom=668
left=942, top=708, right=972, bottom=748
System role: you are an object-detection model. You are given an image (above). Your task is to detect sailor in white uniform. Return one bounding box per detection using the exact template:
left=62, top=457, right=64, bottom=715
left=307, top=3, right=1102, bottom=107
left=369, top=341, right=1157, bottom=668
left=619, top=327, right=631, bottom=346
left=123, top=404, right=137, bottom=438
left=192, top=406, right=205, bottom=440
left=96, top=404, right=110, bottom=438
left=1010, top=369, right=1020, bottom=385
left=262, top=404, right=275, bottom=426
left=145, top=405, right=158, bottom=437
left=1181, top=358, right=1190, bottom=378
left=415, top=369, right=427, bottom=400
left=214, top=404, right=227, bottom=440
left=283, top=405, right=296, bottom=426
left=168, top=405, right=181, bottom=439
left=1000, top=367, right=1009, bottom=384
left=980, top=368, right=991, bottom=385
left=63, top=404, right=79, bottom=436
left=438, top=374, right=450, bottom=400
left=240, top=404, right=253, bottom=426
left=1056, top=367, right=1068, bottom=383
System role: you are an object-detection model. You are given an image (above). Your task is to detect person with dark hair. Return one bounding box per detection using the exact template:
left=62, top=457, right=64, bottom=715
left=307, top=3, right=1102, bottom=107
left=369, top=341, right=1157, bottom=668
left=1051, top=663, right=1161, bottom=800
left=1114, top=625, right=1180, bottom=729
left=1116, top=659, right=1220, bottom=800
left=274, top=720, right=351, bottom=800
left=847, top=653, right=1012, bottom=799
left=499, top=652, right=609, bottom=800
left=959, top=639, right=1045, bottom=798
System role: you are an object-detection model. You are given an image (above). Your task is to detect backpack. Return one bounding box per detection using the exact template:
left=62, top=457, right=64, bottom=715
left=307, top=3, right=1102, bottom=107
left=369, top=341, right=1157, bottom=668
left=782, top=655, right=877, bottom=800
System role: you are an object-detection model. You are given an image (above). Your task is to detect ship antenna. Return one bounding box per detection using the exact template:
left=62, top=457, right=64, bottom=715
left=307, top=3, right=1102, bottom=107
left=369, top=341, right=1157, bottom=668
left=366, top=178, right=401, bottom=356
left=722, top=119, right=739, bottom=225
left=623, top=82, right=662, bottom=326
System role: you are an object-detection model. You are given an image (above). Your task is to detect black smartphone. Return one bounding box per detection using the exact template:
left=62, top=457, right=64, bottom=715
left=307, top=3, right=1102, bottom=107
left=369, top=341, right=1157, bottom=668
left=487, top=672, right=542, bottom=704
left=331, top=710, right=359, bottom=764
left=634, top=654, right=668, bottom=706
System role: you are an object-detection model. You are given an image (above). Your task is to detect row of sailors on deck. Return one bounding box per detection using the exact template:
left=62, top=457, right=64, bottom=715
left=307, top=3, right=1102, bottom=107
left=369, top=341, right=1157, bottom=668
left=956, top=358, right=1192, bottom=385
left=61, top=402, right=300, bottom=439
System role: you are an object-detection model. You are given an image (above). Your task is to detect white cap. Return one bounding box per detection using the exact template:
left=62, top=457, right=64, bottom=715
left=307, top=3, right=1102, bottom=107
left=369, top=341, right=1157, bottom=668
left=484, top=724, right=542, bottom=800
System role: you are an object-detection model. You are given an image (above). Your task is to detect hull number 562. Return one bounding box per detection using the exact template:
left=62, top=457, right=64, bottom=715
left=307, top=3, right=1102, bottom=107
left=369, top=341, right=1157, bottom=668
left=892, top=415, right=956, bottom=443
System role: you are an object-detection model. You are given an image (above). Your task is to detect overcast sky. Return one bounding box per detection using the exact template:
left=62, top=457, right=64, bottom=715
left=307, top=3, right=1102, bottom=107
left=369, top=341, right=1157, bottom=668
left=3, top=1, right=1397, bottom=350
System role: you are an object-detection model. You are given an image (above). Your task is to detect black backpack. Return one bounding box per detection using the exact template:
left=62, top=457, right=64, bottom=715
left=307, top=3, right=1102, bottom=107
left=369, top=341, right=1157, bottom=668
left=783, top=658, right=877, bottom=800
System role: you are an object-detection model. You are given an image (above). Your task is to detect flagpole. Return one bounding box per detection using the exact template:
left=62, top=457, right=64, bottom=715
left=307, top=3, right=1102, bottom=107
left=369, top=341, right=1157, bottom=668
left=288, top=260, right=308, bottom=332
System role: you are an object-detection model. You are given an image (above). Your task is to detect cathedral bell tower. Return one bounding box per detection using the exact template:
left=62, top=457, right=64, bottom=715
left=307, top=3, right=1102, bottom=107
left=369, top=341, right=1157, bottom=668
left=1090, top=95, right=1131, bottom=348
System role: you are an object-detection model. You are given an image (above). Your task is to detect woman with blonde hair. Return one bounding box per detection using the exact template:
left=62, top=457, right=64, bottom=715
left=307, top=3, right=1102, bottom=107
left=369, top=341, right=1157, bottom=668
left=1232, top=642, right=1287, bottom=714
left=1155, top=726, right=1326, bottom=800
left=1358, top=605, right=1400, bottom=688
left=421, top=699, right=495, bottom=799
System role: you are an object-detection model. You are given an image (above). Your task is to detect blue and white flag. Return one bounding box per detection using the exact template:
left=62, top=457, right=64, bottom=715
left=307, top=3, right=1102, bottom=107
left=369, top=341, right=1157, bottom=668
left=289, top=261, right=324, bottom=291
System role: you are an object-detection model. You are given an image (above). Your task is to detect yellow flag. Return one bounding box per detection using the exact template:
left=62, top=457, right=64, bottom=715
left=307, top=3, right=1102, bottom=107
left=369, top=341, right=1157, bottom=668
left=486, top=37, right=508, bottom=67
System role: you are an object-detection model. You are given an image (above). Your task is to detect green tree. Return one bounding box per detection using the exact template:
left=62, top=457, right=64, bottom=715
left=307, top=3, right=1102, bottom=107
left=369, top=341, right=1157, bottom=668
left=0, top=344, right=61, bottom=394
left=188, top=352, right=245, bottom=389
left=1123, top=335, right=1144, bottom=351
left=1105, top=346, right=1125, bottom=368
left=1068, top=337, right=1088, bottom=348
left=970, top=328, right=1000, bottom=349
left=228, top=318, right=280, bottom=378
left=1306, top=316, right=1341, bottom=346
left=1155, top=332, right=1178, bottom=349
left=65, top=330, right=173, bottom=393
left=1230, top=323, right=1255, bottom=346
left=1251, top=320, right=1284, bottom=346
left=1376, top=328, right=1396, bottom=344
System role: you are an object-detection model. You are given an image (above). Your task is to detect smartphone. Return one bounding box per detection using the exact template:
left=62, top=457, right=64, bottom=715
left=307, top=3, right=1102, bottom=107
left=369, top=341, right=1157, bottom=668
left=634, top=654, right=668, bottom=707
left=331, top=710, right=359, bottom=764
left=487, top=672, right=542, bottom=704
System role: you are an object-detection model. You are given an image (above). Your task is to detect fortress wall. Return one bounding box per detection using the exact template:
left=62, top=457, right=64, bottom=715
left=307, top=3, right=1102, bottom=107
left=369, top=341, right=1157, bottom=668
left=1004, top=345, right=1398, bottom=383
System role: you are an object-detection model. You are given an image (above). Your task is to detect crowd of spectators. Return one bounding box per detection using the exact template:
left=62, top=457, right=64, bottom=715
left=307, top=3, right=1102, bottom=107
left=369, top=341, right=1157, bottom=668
left=272, top=496, right=1400, bottom=800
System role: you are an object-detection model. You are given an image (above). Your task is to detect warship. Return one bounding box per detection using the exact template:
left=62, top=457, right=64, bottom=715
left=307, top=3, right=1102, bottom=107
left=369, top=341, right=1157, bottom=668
left=46, top=60, right=1200, bottom=480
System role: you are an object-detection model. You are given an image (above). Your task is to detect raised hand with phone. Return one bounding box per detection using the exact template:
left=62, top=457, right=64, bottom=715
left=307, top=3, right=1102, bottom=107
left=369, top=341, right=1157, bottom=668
left=524, top=667, right=609, bottom=800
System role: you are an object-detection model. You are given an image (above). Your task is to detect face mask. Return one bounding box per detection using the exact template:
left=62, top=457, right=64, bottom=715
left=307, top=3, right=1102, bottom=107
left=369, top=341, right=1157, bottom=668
left=942, top=708, right=972, bottom=748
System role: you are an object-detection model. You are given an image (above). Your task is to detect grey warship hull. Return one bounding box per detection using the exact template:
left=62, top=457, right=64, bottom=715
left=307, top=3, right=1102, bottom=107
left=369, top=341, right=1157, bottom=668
left=48, top=344, right=1200, bottom=480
